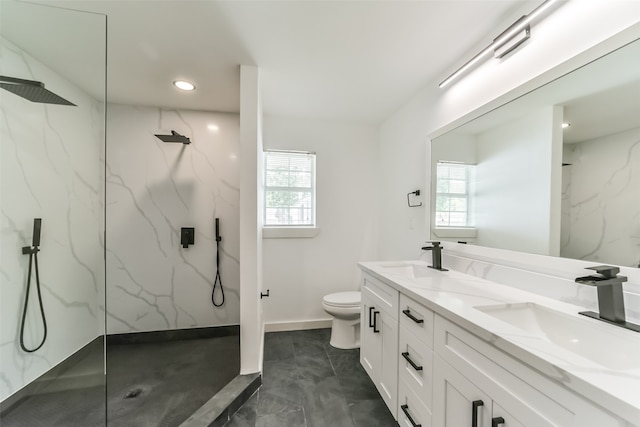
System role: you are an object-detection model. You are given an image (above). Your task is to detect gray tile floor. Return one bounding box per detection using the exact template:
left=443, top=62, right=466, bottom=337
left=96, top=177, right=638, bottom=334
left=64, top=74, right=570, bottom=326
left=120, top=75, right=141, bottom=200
left=224, top=329, right=398, bottom=427
left=1, top=335, right=239, bottom=427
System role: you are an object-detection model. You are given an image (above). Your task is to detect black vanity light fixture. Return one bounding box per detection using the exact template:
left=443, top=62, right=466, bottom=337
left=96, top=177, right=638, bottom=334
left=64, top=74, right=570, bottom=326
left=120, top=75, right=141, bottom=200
left=438, top=0, right=561, bottom=89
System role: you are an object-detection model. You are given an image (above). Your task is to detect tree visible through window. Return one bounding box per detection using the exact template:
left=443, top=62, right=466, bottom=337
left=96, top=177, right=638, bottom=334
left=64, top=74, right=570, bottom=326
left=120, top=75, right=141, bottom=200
left=264, top=151, right=315, bottom=226
left=435, top=162, right=474, bottom=227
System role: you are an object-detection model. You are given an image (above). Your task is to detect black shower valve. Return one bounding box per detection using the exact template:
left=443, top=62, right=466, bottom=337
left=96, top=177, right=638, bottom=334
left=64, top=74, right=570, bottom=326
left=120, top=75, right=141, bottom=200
left=181, top=227, right=195, bottom=248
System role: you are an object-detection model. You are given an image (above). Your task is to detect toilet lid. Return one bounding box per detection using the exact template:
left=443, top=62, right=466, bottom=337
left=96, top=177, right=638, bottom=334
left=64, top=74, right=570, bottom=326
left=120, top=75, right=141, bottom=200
left=323, top=291, right=361, bottom=307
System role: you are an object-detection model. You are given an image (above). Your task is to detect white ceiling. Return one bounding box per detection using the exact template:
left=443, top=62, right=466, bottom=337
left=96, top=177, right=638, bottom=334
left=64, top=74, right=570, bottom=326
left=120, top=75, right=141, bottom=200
left=2, top=0, right=538, bottom=123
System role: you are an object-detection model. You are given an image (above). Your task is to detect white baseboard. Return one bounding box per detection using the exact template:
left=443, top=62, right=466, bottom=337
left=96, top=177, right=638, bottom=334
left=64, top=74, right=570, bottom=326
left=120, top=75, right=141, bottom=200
left=264, top=319, right=332, bottom=332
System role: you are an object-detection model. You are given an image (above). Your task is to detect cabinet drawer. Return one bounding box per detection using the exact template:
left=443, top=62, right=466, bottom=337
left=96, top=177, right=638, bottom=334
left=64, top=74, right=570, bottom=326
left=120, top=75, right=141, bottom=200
left=398, top=378, right=432, bottom=427
left=399, top=327, right=433, bottom=410
left=434, top=315, right=629, bottom=426
left=362, top=273, right=398, bottom=319
left=434, top=315, right=570, bottom=426
left=399, top=294, right=434, bottom=348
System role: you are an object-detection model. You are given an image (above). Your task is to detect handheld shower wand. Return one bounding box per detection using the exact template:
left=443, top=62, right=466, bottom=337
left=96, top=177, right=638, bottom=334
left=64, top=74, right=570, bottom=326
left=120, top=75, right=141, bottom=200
left=20, top=218, right=48, bottom=352
left=212, top=218, right=225, bottom=307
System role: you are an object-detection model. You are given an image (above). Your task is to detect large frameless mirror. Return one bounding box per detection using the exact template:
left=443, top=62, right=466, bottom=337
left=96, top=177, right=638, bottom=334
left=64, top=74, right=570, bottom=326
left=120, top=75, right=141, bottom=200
left=431, top=38, right=640, bottom=268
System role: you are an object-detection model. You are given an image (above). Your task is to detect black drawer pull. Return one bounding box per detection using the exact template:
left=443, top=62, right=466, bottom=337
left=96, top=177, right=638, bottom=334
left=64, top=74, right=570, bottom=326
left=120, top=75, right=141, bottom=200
left=373, top=311, right=380, bottom=333
left=401, top=352, right=423, bottom=371
left=402, top=309, right=424, bottom=324
left=368, top=306, right=375, bottom=328
left=400, top=404, right=421, bottom=427
left=492, top=417, right=505, bottom=427
left=472, top=400, right=484, bottom=427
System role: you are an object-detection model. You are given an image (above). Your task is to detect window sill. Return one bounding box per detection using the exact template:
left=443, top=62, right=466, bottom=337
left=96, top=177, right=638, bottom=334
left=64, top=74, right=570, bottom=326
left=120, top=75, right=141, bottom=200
left=432, top=227, right=477, bottom=239
left=263, top=227, right=320, bottom=239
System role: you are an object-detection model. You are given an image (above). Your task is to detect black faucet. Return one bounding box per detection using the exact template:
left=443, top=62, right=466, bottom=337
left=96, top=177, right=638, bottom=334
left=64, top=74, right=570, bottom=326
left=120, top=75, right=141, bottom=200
left=421, top=241, right=448, bottom=271
left=575, top=265, right=639, bottom=332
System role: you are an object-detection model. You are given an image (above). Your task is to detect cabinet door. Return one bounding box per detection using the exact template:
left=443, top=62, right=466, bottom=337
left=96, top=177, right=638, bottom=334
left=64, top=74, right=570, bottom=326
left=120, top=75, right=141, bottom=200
left=492, top=402, right=525, bottom=427
left=378, top=308, right=398, bottom=418
left=433, top=354, right=491, bottom=427
left=360, top=291, right=379, bottom=382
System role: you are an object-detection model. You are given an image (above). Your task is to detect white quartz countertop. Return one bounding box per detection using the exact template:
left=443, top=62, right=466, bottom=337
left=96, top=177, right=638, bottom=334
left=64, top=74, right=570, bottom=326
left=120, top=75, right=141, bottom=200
left=358, top=260, right=640, bottom=425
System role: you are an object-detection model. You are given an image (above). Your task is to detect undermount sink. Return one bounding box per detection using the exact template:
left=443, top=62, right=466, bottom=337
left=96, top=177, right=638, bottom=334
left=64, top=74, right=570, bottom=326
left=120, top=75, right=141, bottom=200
left=375, top=262, right=431, bottom=279
left=475, top=302, right=640, bottom=370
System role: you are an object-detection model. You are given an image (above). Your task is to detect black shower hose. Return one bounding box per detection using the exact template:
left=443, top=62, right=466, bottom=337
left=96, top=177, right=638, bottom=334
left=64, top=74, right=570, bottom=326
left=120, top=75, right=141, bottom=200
left=20, top=248, right=47, bottom=353
left=212, top=229, right=224, bottom=307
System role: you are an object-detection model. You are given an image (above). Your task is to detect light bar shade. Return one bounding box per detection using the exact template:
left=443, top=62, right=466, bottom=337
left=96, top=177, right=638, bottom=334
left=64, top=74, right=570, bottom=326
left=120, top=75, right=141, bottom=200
left=439, top=0, right=560, bottom=88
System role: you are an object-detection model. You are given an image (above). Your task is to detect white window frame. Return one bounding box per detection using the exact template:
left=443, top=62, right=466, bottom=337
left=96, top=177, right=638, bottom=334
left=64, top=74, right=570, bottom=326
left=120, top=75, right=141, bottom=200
left=434, top=161, right=475, bottom=229
left=263, top=150, right=319, bottom=238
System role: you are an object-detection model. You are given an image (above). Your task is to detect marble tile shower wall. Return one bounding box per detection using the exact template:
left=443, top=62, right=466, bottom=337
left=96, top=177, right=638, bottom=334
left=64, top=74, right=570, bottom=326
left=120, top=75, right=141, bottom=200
left=106, top=105, right=240, bottom=334
left=0, top=37, right=104, bottom=401
left=561, top=127, right=640, bottom=268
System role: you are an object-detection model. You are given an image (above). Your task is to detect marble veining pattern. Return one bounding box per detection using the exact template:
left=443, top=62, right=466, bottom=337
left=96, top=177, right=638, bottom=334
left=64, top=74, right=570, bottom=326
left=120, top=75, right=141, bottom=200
left=106, top=105, right=240, bottom=334
left=434, top=251, right=640, bottom=322
left=561, top=128, right=640, bottom=268
left=1, top=37, right=104, bottom=401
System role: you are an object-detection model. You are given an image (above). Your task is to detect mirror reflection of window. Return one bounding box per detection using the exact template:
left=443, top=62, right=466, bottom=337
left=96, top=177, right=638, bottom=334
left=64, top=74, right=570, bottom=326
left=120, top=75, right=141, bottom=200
left=435, top=162, right=475, bottom=228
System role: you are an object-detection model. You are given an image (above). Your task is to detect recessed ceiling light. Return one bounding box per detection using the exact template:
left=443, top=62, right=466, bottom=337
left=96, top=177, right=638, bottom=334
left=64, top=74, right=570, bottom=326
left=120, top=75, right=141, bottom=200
left=207, top=124, right=219, bottom=131
left=562, top=122, right=571, bottom=129
left=173, top=80, right=195, bottom=91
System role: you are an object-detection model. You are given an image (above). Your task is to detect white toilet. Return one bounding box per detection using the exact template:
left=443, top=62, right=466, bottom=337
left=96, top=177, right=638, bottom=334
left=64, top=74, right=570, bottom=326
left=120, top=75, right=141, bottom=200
left=322, top=291, right=361, bottom=349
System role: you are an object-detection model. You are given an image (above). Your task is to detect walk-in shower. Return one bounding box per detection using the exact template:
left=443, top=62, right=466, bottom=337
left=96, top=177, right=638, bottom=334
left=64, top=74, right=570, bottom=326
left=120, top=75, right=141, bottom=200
left=0, top=1, right=106, bottom=424
left=1, top=1, right=241, bottom=425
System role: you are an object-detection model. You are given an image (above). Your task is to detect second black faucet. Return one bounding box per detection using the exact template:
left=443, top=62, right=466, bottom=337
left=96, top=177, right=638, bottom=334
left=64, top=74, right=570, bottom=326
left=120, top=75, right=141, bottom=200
left=421, top=241, right=448, bottom=271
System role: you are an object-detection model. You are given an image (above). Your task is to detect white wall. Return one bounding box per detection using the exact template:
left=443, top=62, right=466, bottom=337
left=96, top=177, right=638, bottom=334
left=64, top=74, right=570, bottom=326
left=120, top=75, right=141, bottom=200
left=106, top=104, right=240, bottom=334
left=0, top=37, right=103, bottom=401
left=561, top=127, right=640, bottom=267
left=379, top=3, right=640, bottom=262
left=262, top=116, right=379, bottom=326
left=239, top=65, right=264, bottom=374
left=474, top=106, right=561, bottom=255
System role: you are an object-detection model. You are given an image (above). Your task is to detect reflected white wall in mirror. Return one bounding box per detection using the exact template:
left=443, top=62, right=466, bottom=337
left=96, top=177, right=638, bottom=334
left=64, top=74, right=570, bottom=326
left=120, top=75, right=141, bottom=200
left=431, top=38, right=640, bottom=268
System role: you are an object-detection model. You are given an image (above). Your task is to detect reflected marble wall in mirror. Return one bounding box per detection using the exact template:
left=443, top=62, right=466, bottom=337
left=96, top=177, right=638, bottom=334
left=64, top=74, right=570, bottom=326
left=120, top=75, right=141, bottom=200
left=431, top=38, right=640, bottom=268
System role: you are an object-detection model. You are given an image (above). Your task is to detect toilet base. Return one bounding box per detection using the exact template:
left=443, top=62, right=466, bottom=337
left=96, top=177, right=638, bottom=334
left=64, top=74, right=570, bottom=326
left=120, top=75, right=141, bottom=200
left=329, top=318, right=360, bottom=349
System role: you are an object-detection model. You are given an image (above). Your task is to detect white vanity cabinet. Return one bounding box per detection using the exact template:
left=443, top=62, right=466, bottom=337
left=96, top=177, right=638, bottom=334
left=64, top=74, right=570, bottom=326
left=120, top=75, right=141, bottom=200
left=359, top=263, right=634, bottom=427
left=432, top=315, right=627, bottom=427
left=397, top=294, right=434, bottom=427
left=360, top=272, right=399, bottom=418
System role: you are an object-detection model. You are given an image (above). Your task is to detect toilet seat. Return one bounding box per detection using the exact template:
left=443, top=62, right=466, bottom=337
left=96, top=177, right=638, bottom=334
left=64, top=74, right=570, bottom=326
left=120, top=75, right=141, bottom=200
left=323, top=291, right=361, bottom=308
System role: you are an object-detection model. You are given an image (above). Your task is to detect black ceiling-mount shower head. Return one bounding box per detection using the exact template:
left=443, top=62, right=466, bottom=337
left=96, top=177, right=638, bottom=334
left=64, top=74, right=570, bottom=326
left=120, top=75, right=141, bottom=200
left=154, top=130, right=191, bottom=145
left=0, top=75, right=76, bottom=106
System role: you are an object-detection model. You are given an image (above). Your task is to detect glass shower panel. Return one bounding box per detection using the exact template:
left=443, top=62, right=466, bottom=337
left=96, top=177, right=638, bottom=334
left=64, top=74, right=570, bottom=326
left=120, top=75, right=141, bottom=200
left=0, top=1, right=107, bottom=425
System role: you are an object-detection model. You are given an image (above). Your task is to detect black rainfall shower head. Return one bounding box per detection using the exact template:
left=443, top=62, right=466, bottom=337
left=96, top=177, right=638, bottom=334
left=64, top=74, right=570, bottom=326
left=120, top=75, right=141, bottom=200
left=0, top=76, right=76, bottom=106
left=155, top=130, right=191, bottom=145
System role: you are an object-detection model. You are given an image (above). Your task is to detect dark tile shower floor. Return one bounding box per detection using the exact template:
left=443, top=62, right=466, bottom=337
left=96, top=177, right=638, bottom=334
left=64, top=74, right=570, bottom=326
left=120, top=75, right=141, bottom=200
left=224, top=329, right=397, bottom=427
left=1, top=334, right=240, bottom=427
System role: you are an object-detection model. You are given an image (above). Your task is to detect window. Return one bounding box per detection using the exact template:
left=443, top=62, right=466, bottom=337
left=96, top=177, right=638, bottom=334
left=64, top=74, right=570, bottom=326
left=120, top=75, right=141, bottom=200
left=264, top=150, right=316, bottom=227
left=435, top=162, right=474, bottom=227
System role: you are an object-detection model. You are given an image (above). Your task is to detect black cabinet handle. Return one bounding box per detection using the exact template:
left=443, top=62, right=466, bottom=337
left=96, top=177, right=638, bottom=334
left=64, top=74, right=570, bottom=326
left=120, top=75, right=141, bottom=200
left=373, top=311, right=380, bottom=333
left=472, top=400, right=484, bottom=427
left=400, top=404, right=422, bottom=427
left=402, top=309, right=424, bottom=324
left=492, top=417, right=505, bottom=427
left=368, top=306, right=375, bottom=328
left=401, top=352, right=423, bottom=371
